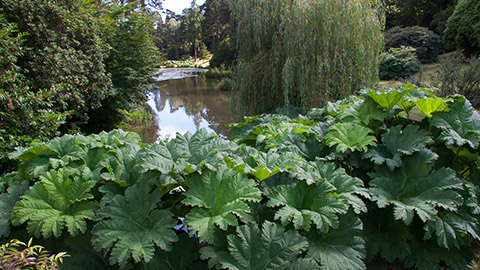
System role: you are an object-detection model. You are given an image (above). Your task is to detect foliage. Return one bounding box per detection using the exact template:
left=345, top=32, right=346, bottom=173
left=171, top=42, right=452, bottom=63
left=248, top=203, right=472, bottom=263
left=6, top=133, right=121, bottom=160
left=160, top=60, right=196, bottom=68
left=92, top=184, right=178, bottom=267
left=0, top=0, right=113, bottom=128
left=444, top=0, right=480, bottom=57
left=200, top=221, right=317, bottom=269
left=202, top=0, right=236, bottom=68
left=0, top=0, right=162, bottom=172
left=12, top=169, right=97, bottom=238
left=384, top=26, right=442, bottom=63
left=181, top=1, right=204, bottom=61
left=0, top=4, right=89, bottom=172
left=1, top=85, right=479, bottom=269
left=230, top=0, right=384, bottom=117
left=470, top=251, right=480, bottom=270
left=435, top=52, right=480, bottom=108
left=157, top=12, right=184, bottom=60
left=83, top=1, right=161, bottom=132
left=383, top=0, right=456, bottom=34
left=209, top=37, right=236, bottom=68
left=158, top=1, right=208, bottom=62
left=183, top=167, right=262, bottom=242
left=204, top=67, right=232, bottom=79
left=379, top=46, right=421, bottom=80
left=0, top=238, right=68, bottom=269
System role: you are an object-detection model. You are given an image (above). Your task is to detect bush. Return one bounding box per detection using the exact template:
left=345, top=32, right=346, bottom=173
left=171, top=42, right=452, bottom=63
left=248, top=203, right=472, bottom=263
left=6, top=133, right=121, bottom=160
left=435, top=52, right=480, bottom=108
left=0, top=0, right=113, bottom=128
left=384, top=26, right=442, bottom=63
left=444, top=0, right=480, bottom=57
left=204, top=67, right=232, bottom=79
left=379, top=46, right=420, bottom=80
left=0, top=15, right=72, bottom=173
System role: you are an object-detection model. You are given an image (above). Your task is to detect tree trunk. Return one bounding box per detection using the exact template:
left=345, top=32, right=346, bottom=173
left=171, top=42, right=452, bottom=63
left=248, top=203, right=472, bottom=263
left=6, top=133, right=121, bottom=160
left=194, top=40, right=198, bottom=62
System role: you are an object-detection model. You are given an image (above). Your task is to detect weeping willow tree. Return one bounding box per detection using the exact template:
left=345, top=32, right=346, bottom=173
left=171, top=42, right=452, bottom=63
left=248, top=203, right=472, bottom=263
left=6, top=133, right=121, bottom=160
left=230, top=0, right=384, bottom=116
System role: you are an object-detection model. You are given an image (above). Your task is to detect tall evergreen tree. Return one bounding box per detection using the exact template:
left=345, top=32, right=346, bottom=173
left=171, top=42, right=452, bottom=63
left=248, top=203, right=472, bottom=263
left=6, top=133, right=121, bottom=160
left=182, top=0, right=204, bottom=61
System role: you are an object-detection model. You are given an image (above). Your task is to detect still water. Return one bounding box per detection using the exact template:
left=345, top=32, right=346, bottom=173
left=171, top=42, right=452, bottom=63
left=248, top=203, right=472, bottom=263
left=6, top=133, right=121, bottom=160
left=147, top=68, right=233, bottom=141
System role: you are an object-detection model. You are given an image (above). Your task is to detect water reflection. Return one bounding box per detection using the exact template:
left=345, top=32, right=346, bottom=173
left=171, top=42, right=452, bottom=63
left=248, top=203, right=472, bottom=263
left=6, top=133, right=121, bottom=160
left=147, top=69, right=233, bottom=141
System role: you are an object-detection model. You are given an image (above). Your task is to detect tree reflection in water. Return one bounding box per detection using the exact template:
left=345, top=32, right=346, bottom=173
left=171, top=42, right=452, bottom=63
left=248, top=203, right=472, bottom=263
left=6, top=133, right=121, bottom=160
left=147, top=70, right=233, bottom=141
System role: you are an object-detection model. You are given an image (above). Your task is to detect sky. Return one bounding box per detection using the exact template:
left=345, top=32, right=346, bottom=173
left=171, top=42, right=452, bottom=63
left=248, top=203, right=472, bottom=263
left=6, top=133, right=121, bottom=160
left=162, top=0, right=206, bottom=15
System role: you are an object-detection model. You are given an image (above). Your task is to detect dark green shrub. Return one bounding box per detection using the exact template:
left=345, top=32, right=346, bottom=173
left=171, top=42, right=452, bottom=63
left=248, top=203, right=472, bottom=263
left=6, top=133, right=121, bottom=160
left=444, top=0, right=480, bottom=57
left=380, top=46, right=420, bottom=80
left=435, top=52, right=480, bottom=108
left=0, top=15, right=71, bottom=173
left=385, top=26, right=442, bottom=63
left=0, top=0, right=113, bottom=127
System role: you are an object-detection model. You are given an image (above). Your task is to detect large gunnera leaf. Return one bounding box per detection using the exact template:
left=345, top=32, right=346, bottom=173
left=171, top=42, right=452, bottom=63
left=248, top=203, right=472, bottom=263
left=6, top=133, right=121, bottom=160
left=424, top=208, right=480, bottom=249
left=290, top=160, right=369, bottom=213
left=226, top=146, right=301, bottom=181
left=165, top=129, right=233, bottom=173
left=325, top=123, right=376, bottom=153
left=266, top=181, right=347, bottom=232
left=369, top=163, right=463, bottom=224
left=12, top=169, right=97, bottom=238
left=0, top=181, right=29, bottom=237
left=337, top=98, right=390, bottom=125
left=414, top=97, right=448, bottom=118
left=12, top=134, right=86, bottom=178
left=92, top=184, right=178, bottom=268
left=431, top=96, right=480, bottom=148
left=100, top=143, right=142, bottom=186
left=364, top=125, right=432, bottom=170
left=182, top=167, right=262, bottom=242
left=363, top=88, right=408, bottom=111
left=200, top=221, right=317, bottom=270
left=305, top=213, right=366, bottom=270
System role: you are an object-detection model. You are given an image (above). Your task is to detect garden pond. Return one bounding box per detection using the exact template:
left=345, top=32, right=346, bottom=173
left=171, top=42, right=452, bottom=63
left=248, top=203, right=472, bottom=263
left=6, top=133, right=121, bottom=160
left=146, top=68, right=233, bottom=141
